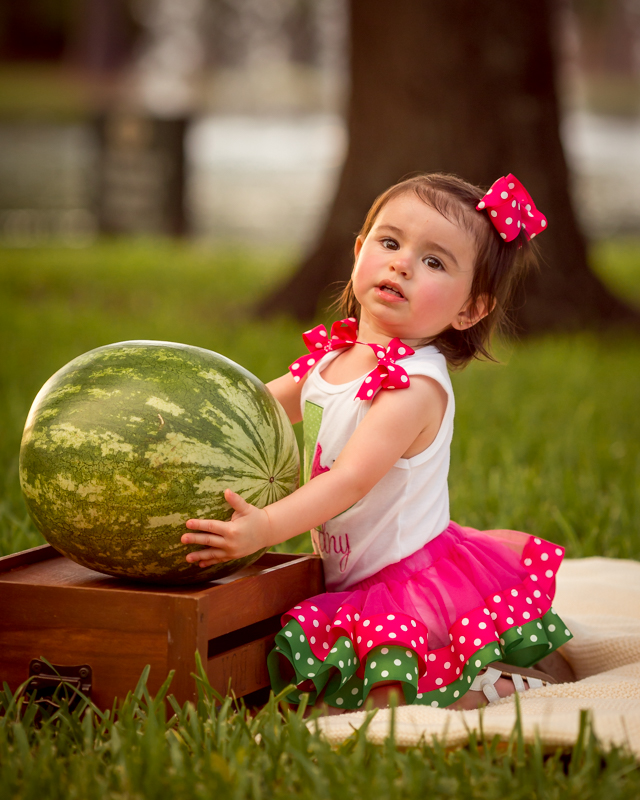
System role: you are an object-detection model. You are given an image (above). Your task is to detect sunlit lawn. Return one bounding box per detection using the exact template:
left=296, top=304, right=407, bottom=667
left=1, top=237, right=639, bottom=795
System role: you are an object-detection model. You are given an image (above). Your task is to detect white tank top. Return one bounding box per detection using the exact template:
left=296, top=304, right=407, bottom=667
left=301, top=345, right=454, bottom=591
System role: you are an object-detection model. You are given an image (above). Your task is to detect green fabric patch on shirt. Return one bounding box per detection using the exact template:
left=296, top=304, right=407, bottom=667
left=303, top=399, right=324, bottom=484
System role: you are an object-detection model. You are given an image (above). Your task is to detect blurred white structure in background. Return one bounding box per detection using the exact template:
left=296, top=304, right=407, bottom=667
left=563, top=112, right=640, bottom=236
left=0, top=124, right=98, bottom=247
left=182, top=0, right=349, bottom=244
left=128, top=0, right=206, bottom=117
left=187, top=114, right=346, bottom=245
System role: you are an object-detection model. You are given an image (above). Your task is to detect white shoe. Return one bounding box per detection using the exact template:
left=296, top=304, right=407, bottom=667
left=470, top=662, right=555, bottom=704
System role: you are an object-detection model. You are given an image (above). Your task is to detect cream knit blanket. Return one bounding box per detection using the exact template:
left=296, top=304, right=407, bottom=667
left=311, top=558, right=640, bottom=756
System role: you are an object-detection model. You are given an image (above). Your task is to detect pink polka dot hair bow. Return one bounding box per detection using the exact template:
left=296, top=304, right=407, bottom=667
left=289, top=317, right=359, bottom=383
left=476, top=174, right=547, bottom=242
left=355, top=339, right=415, bottom=400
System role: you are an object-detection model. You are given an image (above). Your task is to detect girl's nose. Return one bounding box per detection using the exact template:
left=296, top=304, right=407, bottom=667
left=390, top=257, right=411, bottom=277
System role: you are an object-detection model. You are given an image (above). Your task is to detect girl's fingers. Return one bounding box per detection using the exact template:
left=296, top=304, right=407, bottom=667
left=183, top=490, right=254, bottom=565
left=184, top=490, right=251, bottom=537
left=184, top=518, right=225, bottom=535
left=224, top=489, right=252, bottom=514
left=182, top=530, right=225, bottom=548
left=186, top=546, right=227, bottom=563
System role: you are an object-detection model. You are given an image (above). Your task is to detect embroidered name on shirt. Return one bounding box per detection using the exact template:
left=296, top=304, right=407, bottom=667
left=314, top=524, right=351, bottom=573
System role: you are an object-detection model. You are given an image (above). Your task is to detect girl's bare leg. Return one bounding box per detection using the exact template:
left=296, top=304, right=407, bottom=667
left=535, top=651, right=576, bottom=683
left=364, top=683, right=403, bottom=709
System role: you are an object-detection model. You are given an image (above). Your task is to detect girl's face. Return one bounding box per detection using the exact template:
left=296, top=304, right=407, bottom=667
left=352, top=192, right=486, bottom=344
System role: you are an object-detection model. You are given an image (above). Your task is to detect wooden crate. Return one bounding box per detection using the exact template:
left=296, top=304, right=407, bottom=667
left=0, top=545, right=323, bottom=708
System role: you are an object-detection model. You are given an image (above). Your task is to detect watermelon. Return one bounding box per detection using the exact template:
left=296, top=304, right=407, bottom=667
left=19, top=341, right=299, bottom=584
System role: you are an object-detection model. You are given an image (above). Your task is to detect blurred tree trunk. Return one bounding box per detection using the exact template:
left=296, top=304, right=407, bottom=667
left=69, top=0, right=136, bottom=75
left=259, top=0, right=639, bottom=332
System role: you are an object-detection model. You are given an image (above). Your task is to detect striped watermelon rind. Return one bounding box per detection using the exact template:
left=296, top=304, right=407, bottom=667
left=19, top=340, right=299, bottom=584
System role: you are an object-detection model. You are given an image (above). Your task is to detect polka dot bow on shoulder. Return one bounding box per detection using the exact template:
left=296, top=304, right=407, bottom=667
left=289, top=318, right=359, bottom=383
left=289, top=318, right=415, bottom=401
left=476, top=174, right=547, bottom=242
left=355, top=339, right=415, bottom=400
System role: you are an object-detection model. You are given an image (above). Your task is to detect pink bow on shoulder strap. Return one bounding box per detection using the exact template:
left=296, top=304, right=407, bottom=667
left=355, top=339, right=415, bottom=400
left=476, top=174, right=547, bottom=242
left=289, top=318, right=358, bottom=383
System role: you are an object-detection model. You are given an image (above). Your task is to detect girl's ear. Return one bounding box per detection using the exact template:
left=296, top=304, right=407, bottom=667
left=451, top=294, right=495, bottom=330
left=354, top=235, right=364, bottom=260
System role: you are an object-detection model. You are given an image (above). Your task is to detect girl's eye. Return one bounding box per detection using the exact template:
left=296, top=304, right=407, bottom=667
left=424, top=256, right=444, bottom=270
left=382, top=238, right=399, bottom=250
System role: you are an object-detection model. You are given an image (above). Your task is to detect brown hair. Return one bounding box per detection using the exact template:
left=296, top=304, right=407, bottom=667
left=336, top=173, right=537, bottom=369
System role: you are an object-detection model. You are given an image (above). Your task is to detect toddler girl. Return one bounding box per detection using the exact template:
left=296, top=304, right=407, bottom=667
left=182, top=173, right=572, bottom=711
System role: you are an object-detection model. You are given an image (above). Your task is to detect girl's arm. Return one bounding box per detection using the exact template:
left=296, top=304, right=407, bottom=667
left=266, top=372, right=305, bottom=424
left=182, top=376, right=447, bottom=566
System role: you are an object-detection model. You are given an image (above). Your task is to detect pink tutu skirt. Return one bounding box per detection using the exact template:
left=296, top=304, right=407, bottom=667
left=267, top=522, right=572, bottom=709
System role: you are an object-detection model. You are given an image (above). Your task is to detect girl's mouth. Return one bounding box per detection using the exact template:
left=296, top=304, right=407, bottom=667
left=376, top=283, right=405, bottom=300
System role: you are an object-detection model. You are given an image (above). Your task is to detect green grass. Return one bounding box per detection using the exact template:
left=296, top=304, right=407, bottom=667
left=1, top=238, right=640, bottom=791
left=449, top=334, right=640, bottom=559
left=2, top=660, right=640, bottom=799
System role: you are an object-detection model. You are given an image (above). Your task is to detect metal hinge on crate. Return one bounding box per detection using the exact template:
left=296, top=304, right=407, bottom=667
left=24, top=659, right=93, bottom=710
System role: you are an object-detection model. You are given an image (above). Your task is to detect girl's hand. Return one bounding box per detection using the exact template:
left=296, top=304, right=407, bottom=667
left=181, top=489, right=272, bottom=567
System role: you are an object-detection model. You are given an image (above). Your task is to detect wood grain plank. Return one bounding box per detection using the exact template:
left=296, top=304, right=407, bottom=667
left=0, top=544, right=60, bottom=573
left=0, top=583, right=182, bottom=634
left=0, top=557, right=210, bottom=594
left=204, top=555, right=324, bottom=639
left=0, top=627, right=169, bottom=707
left=0, top=549, right=315, bottom=593
left=166, top=595, right=209, bottom=704
left=207, top=634, right=276, bottom=698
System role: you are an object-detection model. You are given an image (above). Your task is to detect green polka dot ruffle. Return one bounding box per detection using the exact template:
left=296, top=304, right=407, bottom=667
left=268, top=607, right=572, bottom=710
